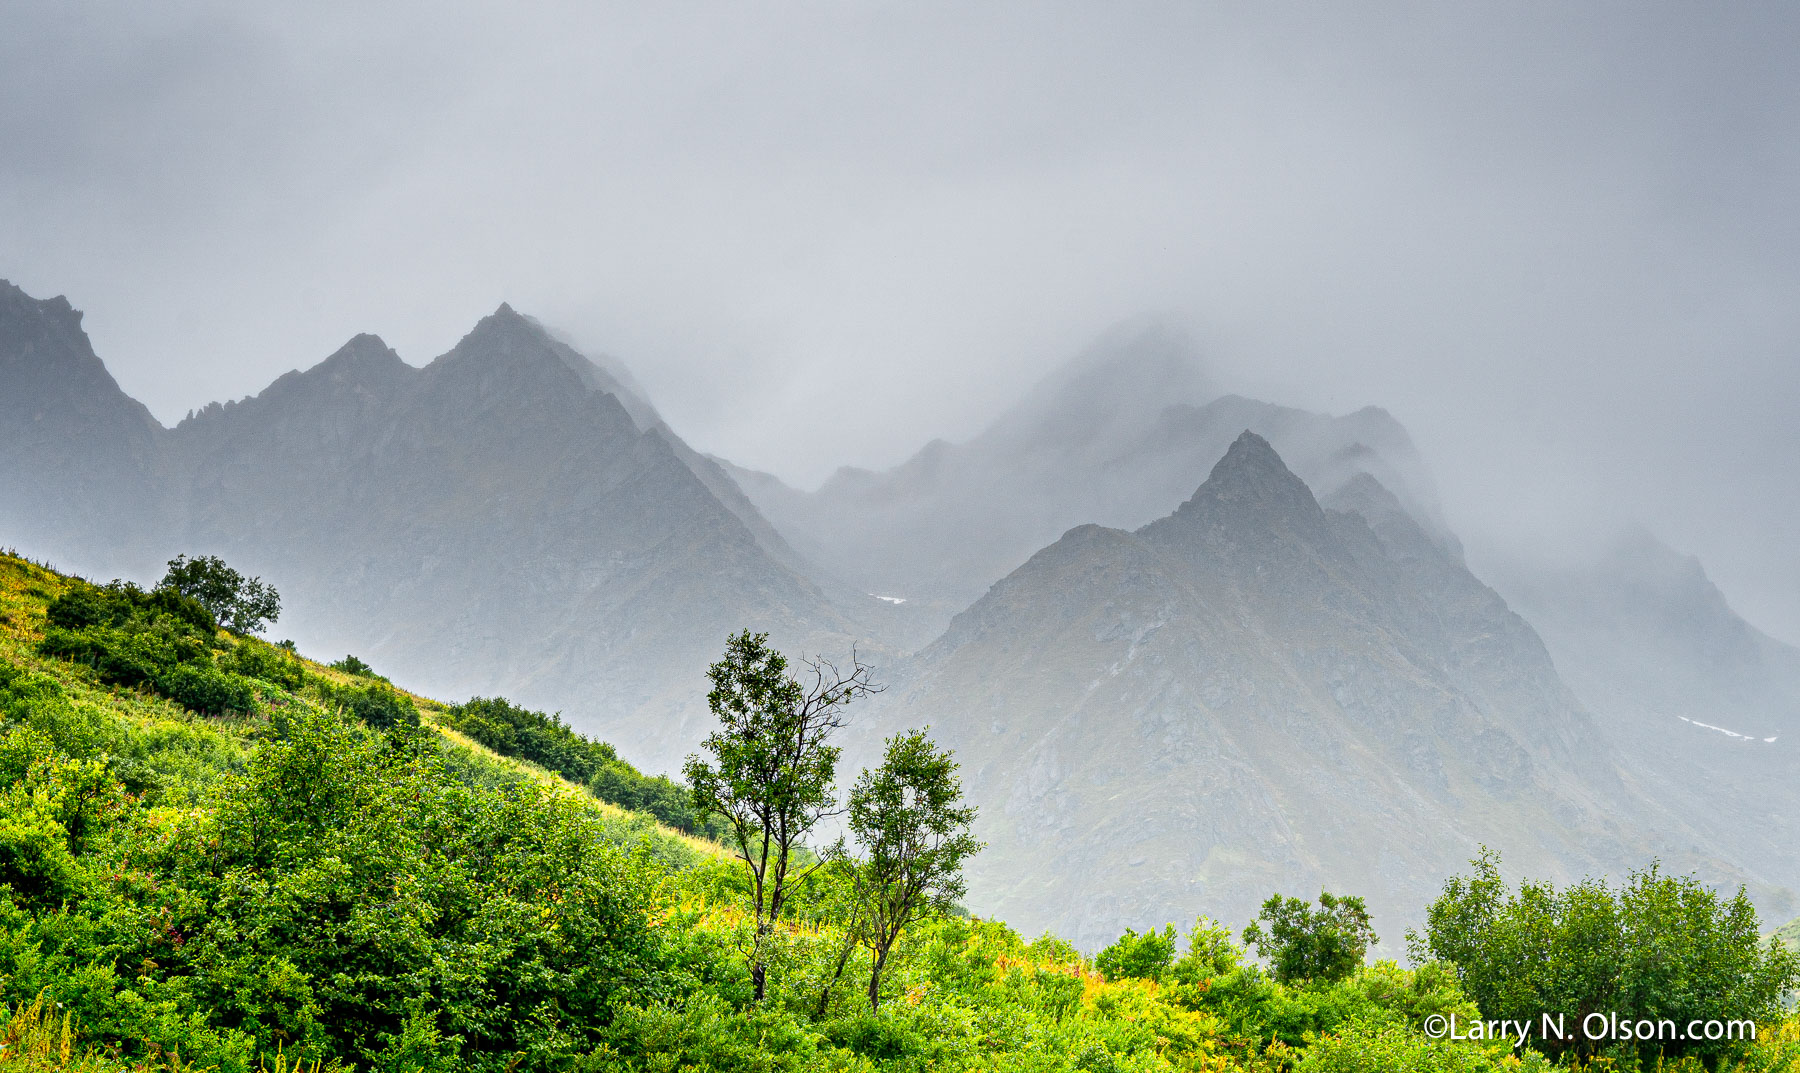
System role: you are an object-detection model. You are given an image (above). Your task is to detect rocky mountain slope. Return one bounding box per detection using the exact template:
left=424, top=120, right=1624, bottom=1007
left=863, top=433, right=1773, bottom=948
left=0, top=281, right=172, bottom=578
left=7, top=279, right=1794, bottom=949
left=0, top=283, right=872, bottom=772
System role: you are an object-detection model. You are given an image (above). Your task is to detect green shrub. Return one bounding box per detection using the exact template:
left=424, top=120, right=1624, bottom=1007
left=1410, top=849, right=1800, bottom=1062
left=318, top=680, right=417, bottom=730
left=821, top=1010, right=914, bottom=1060
left=157, top=665, right=257, bottom=715
left=443, top=696, right=723, bottom=838
left=1298, top=1017, right=1548, bottom=1073
left=220, top=640, right=307, bottom=691
left=328, top=654, right=384, bottom=680
left=1171, top=916, right=1242, bottom=984
left=1242, top=891, right=1378, bottom=985
left=2, top=705, right=671, bottom=1073
left=35, top=581, right=249, bottom=720
left=1095, top=925, right=1177, bottom=982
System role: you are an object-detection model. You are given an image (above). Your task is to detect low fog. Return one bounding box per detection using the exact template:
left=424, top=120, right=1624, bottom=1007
left=3, top=2, right=1796, bottom=640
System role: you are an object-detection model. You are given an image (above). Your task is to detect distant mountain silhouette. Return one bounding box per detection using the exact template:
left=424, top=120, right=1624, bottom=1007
left=5, top=280, right=1793, bottom=944
left=0, top=284, right=871, bottom=771
left=1490, top=531, right=1800, bottom=910
left=723, top=325, right=1451, bottom=635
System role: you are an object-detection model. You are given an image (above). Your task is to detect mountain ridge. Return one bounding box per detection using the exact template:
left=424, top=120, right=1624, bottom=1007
left=0, top=281, right=870, bottom=774
left=863, top=432, right=1762, bottom=948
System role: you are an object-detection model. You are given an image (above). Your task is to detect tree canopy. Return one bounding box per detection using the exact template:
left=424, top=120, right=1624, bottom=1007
left=1410, top=849, right=1800, bottom=1061
left=845, top=727, right=981, bottom=1010
left=159, top=553, right=281, bottom=634
left=1242, top=890, right=1378, bottom=985
left=684, top=630, right=878, bottom=1000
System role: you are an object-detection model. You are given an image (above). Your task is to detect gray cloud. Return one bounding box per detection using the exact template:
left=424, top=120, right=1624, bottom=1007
left=3, top=1, right=1797, bottom=639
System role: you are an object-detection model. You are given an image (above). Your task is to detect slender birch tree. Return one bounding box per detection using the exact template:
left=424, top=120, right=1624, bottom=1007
left=685, top=629, right=878, bottom=1001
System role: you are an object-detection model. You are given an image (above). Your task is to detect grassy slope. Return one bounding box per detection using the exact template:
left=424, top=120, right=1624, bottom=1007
left=0, top=548, right=718, bottom=860
left=5, top=548, right=1796, bottom=1073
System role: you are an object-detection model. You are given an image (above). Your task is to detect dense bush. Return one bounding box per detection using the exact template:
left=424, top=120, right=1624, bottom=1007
left=157, top=662, right=256, bottom=714
left=1, top=706, right=669, bottom=1073
left=444, top=695, right=723, bottom=838
left=1095, top=925, right=1178, bottom=981
left=1411, top=849, right=1800, bottom=1062
left=219, top=638, right=308, bottom=691
left=1297, top=1017, right=1551, bottom=1072
left=446, top=696, right=614, bottom=779
left=35, top=580, right=274, bottom=716
left=9, top=555, right=1800, bottom=1073
left=1242, top=891, right=1378, bottom=985
left=39, top=582, right=215, bottom=688
left=318, top=677, right=419, bottom=730
left=328, top=653, right=385, bottom=680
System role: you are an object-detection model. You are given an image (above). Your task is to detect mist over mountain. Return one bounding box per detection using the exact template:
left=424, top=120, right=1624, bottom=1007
left=1, top=283, right=875, bottom=772
left=1488, top=532, right=1800, bottom=905
left=856, top=432, right=1774, bottom=948
left=4, top=277, right=1796, bottom=951
left=724, top=325, right=1451, bottom=635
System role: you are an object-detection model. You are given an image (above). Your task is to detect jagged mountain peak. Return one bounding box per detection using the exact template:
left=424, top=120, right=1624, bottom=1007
left=1134, top=431, right=1347, bottom=575
left=309, top=333, right=410, bottom=383
left=1216, top=428, right=1284, bottom=469
left=460, top=301, right=553, bottom=351
left=177, top=333, right=414, bottom=432
left=1171, top=430, right=1320, bottom=521
left=2, top=281, right=94, bottom=373
left=327, top=331, right=399, bottom=361
left=420, top=303, right=606, bottom=411
left=0, top=280, right=159, bottom=431
left=1, top=279, right=82, bottom=329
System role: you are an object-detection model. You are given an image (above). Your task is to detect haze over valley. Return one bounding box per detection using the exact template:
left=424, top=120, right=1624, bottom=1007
left=6, top=275, right=1796, bottom=949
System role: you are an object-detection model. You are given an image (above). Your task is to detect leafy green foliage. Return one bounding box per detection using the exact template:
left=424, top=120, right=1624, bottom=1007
left=36, top=579, right=265, bottom=716
left=218, top=637, right=307, bottom=691
left=159, top=554, right=281, bottom=634
left=1, top=693, right=668, bottom=1072
left=1095, top=925, right=1178, bottom=982
left=843, top=728, right=981, bottom=1010
left=157, top=662, right=257, bottom=715
left=1410, top=849, right=1800, bottom=1062
left=685, top=630, right=875, bottom=1001
left=327, top=653, right=384, bottom=680
left=9, top=561, right=1798, bottom=1073
left=1242, top=891, right=1378, bottom=985
left=441, top=695, right=723, bottom=837
left=317, top=676, right=418, bottom=729
left=1170, top=917, right=1242, bottom=984
left=445, top=695, right=613, bottom=775
left=1296, top=1016, right=1552, bottom=1073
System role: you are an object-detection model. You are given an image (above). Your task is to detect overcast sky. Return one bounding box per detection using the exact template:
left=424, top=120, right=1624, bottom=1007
left=3, top=2, right=1797, bottom=640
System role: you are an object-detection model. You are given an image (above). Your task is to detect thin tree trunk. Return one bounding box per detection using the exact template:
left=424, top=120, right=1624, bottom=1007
left=867, top=947, right=889, bottom=1011
left=815, top=935, right=857, bottom=1017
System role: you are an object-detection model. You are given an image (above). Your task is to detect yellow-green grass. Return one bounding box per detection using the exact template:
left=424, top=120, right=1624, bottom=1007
left=0, top=549, right=724, bottom=858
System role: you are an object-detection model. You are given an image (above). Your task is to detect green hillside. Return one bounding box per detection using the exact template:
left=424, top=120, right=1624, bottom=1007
left=1779, top=918, right=1800, bottom=954
left=1, top=549, right=1795, bottom=1073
